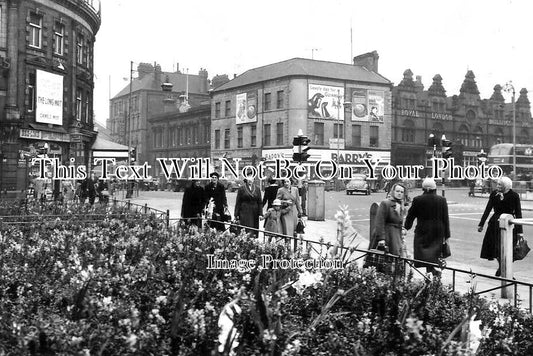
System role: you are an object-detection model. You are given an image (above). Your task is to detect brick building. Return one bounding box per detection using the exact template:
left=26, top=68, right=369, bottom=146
left=106, top=63, right=210, bottom=164
left=392, top=69, right=531, bottom=175
left=210, top=52, right=393, bottom=178
left=0, top=0, right=101, bottom=191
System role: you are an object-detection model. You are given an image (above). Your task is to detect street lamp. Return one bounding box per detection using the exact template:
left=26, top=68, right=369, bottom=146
left=503, top=82, right=516, bottom=180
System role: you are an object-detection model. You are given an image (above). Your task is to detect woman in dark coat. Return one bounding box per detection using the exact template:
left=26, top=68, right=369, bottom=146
left=205, top=172, right=228, bottom=231
left=235, top=179, right=263, bottom=237
left=276, top=178, right=302, bottom=238
left=404, top=178, right=450, bottom=276
left=477, top=177, right=523, bottom=276
left=368, top=182, right=408, bottom=256
left=181, top=180, right=206, bottom=228
left=262, top=178, right=279, bottom=210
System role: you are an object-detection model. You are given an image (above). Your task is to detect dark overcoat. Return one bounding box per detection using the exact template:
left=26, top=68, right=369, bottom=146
left=478, top=190, right=522, bottom=260
left=235, top=184, right=263, bottom=233
left=205, top=182, right=228, bottom=231
left=404, top=191, right=450, bottom=267
left=369, top=199, right=404, bottom=256
left=181, top=183, right=206, bottom=226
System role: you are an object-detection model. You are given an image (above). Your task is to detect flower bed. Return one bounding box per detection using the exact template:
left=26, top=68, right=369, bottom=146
left=1, top=211, right=533, bottom=355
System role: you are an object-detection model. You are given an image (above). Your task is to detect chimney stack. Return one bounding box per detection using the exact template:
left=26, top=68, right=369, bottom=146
left=353, top=51, right=379, bottom=73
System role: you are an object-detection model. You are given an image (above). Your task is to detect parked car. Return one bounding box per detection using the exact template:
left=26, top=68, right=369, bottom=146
left=346, top=174, right=371, bottom=195
left=220, top=178, right=243, bottom=192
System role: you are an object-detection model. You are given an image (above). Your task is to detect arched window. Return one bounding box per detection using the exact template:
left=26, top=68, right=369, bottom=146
left=473, top=126, right=483, bottom=148
left=494, top=128, right=504, bottom=145
left=520, top=129, right=529, bottom=144
left=466, top=109, right=476, bottom=121
left=401, top=119, right=415, bottom=142
left=458, top=124, right=469, bottom=146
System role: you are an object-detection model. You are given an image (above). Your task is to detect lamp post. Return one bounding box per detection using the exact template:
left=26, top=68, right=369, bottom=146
left=503, top=82, right=516, bottom=180
left=126, top=60, right=134, bottom=198
left=441, top=134, right=447, bottom=197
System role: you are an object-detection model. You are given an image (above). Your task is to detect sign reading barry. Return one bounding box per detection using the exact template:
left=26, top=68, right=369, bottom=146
left=36, top=69, right=64, bottom=125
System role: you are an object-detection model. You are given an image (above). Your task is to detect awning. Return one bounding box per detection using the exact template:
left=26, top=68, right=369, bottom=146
left=92, top=135, right=129, bottom=158
left=29, top=123, right=68, bottom=134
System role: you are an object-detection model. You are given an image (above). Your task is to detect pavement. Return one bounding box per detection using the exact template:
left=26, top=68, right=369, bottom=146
left=121, top=188, right=533, bottom=308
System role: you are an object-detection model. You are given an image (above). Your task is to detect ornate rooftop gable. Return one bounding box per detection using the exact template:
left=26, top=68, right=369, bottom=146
left=397, top=69, right=416, bottom=91
left=459, top=70, right=480, bottom=96
left=517, top=88, right=530, bottom=108
left=427, top=74, right=446, bottom=97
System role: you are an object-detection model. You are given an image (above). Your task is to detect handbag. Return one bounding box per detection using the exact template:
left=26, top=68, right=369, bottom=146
left=441, top=240, right=451, bottom=259
left=296, top=218, right=305, bottom=234
left=222, top=206, right=232, bottom=222
left=513, top=235, right=530, bottom=261
left=364, top=244, right=394, bottom=274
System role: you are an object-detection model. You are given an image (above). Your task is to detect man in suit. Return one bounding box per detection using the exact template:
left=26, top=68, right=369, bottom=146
left=205, top=172, right=228, bottom=231
left=404, top=177, right=451, bottom=276
left=181, top=180, right=206, bottom=229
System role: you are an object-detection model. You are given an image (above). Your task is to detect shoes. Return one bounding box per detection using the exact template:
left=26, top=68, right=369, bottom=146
left=495, top=268, right=501, bottom=277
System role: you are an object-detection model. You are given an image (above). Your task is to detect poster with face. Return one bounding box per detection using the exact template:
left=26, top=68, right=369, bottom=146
left=368, top=90, right=385, bottom=122
left=308, top=84, right=344, bottom=121
left=236, top=92, right=257, bottom=124
left=350, top=88, right=385, bottom=122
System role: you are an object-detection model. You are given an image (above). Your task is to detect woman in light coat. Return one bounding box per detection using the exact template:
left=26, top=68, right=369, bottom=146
left=275, top=178, right=302, bottom=238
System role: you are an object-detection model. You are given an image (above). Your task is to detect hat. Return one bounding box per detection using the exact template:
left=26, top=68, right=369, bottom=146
left=272, top=199, right=282, bottom=206
left=209, top=172, right=220, bottom=178
left=422, top=177, right=437, bottom=190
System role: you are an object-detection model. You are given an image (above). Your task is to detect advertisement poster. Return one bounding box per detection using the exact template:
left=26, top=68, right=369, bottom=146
left=307, top=84, right=344, bottom=121
left=236, top=91, right=257, bottom=124
left=351, top=88, right=385, bottom=122
left=368, top=90, right=385, bottom=122
left=36, top=70, right=64, bottom=126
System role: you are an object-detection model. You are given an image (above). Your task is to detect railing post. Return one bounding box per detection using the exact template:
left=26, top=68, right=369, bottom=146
left=166, top=209, right=170, bottom=228
left=144, top=203, right=148, bottom=214
left=499, top=213, right=514, bottom=299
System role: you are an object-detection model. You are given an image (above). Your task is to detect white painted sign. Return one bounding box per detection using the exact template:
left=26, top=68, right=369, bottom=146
left=36, top=70, right=64, bottom=125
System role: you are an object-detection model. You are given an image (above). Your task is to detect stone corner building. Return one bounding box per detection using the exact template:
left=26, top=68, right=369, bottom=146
left=0, top=0, right=101, bottom=191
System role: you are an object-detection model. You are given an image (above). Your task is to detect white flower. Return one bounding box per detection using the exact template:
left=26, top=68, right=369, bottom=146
left=218, top=301, right=241, bottom=355
left=155, top=296, right=167, bottom=305
left=125, top=334, right=137, bottom=349
left=293, top=271, right=322, bottom=295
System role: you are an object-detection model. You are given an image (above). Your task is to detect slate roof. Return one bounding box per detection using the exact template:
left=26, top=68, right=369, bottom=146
left=214, top=58, right=391, bottom=92
left=113, top=72, right=205, bottom=98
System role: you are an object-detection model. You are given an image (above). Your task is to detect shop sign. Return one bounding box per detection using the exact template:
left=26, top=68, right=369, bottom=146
left=431, top=112, right=452, bottom=120
left=20, top=129, right=41, bottom=139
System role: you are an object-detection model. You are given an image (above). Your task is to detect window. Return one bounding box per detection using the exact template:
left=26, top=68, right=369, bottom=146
left=28, top=72, right=36, bottom=112
left=76, top=88, right=82, bottom=121
left=263, top=124, right=271, bottom=146
left=369, top=126, right=379, bottom=147
left=276, top=90, right=284, bottom=109
left=401, top=120, right=414, bottom=142
left=85, top=40, right=91, bottom=68
left=177, top=127, right=183, bottom=145
left=215, top=102, right=220, bottom=118
left=333, top=123, right=344, bottom=139
left=237, top=126, right=243, bottom=148
left=54, top=22, right=64, bottom=55
left=458, top=125, right=469, bottom=146
left=224, top=129, right=230, bottom=149
left=225, top=100, right=231, bottom=117
left=352, top=125, right=361, bottom=146
left=215, top=130, right=220, bottom=149
left=314, top=123, right=324, bottom=145
left=466, top=109, right=476, bottom=121
left=76, top=34, right=84, bottom=64
left=264, top=93, right=271, bottom=111
left=251, top=125, right=256, bottom=147
left=29, top=12, right=42, bottom=48
left=276, top=123, right=283, bottom=145
left=84, top=93, right=90, bottom=123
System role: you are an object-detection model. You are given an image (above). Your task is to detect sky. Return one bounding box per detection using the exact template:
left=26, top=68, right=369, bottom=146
left=93, top=0, right=533, bottom=127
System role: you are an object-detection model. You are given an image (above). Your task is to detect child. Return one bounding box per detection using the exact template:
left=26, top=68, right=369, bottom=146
left=262, top=199, right=290, bottom=243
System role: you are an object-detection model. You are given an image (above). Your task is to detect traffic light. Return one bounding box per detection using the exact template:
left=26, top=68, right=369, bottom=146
left=442, top=139, right=453, bottom=159
left=292, top=132, right=311, bottom=163
left=130, top=147, right=137, bottom=162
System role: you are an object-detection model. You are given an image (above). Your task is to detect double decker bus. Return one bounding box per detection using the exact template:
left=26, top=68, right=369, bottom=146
left=488, top=143, right=533, bottom=180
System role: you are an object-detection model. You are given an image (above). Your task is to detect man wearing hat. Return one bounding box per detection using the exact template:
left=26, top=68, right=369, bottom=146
left=404, top=177, right=451, bottom=276
left=205, top=172, right=228, bottom=231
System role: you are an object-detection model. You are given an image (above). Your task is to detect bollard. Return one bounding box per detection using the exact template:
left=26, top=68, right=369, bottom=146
left=499, top=213, right=514, bottom=299
left=307, top=180, right=325, bottom=221
left=369, top=202, right=379, bottom=242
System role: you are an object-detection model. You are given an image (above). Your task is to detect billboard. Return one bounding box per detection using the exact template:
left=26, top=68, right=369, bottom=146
left=351, top=88, right=385, bottom=122
left=236, top=92, right=257, bottom=124
left=36, top=70, right=64, bottom=125
left=308, top=84, right=344, bottom=121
